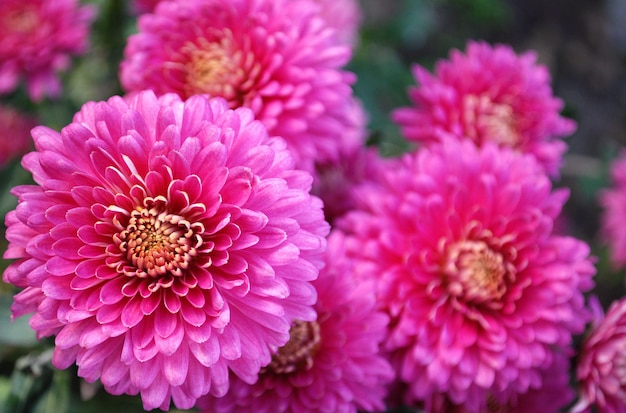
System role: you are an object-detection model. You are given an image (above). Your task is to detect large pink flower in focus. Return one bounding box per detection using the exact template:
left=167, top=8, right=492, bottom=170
left=572, top=297, right=626, bottom=413
left=337, top=139, right=595, bottom=412
left=600, top=150, right=626, bottom=268
left=2, top=91, right=329, bottom=410
left=0, top=0, right=95, bottom=101
left=120, top=0, right=363, bottom=173
left=198, top=230, right=394, bottom=413
left=0, top=105, right=35, bottom=168
left=392, top=41, right=576, bottom=177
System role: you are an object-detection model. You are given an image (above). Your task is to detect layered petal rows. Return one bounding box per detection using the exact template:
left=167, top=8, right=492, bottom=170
left=198, top=230, right=394, bottom=413
left=392, top=41, right=576, bottom=176
left=573, top=297, right=626, bottom=413
left=2, top=90, right=329, bottom=410
left=120, top=0, right=364, bottom=173
left=337, top=139, right=595, bottom=412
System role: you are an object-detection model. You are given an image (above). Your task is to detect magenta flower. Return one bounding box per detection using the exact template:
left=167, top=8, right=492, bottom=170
left=313, top=0, right=362, bottom=47
left=392, top=40, right=576, bottom=176
left=429, top=350, right=574, bottom=412
left=0, top=105, right=35, bottom=167
left=572, top=297, right=626, bottom=413
left=130, top=0, right=162, bottom=14
left=600, top=151, right=626, bottom=268
left=197, top=230, right=394, bottom=413
left=337, top=139, right=595, bottom=412
left=0, top=0, right=96, bottom=101
left=120, top=0, right=361, bottom=173
left=312, top=145, right=384, bottom=223
left=2, top=91, right=329, bottom=410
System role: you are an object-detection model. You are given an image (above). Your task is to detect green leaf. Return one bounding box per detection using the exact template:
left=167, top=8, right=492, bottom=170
left=3, top=355, right=53, bottom=413
left=32, top=371, right=70, bottom=413
left=0, top=377, right=12, bottom=413
left=66, top=388, right=149, bottom=413
left=0, top=294, right=38, bottom=348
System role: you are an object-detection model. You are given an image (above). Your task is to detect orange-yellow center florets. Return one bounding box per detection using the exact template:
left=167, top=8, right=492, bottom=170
left=463, top=95, right=519, bottom=146
left=183, top=33, right=245, bottom=103
left=114, top=197, right=203, bottom=279
left=263, top=320, right=321, bottom=375
left=444, top=240, right=514, bottom=304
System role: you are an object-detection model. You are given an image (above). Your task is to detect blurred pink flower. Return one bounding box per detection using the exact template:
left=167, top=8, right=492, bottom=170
left=312, top=145, right=384, bottom=223
left=337, top=139, right=595, bottom=412
left=600, top=150, right=626, bottom=268
left=130, top=0, right=162, bottom=14
left=2, top=91, right=329, bottom=410
left=429, top=350, right=574, bottom=412
left=120, top=0, right=362, bottom=173
left=0, top=105, right=35, bottom=167
left=572, top=297, right=626, bottom=413
left=0, top=0, right=96, bottom=101
left=198, top=230, right=394, bottom=413
left=313, top=0, right=362, bottom=47
left=392, top=40, right=576, bottom=177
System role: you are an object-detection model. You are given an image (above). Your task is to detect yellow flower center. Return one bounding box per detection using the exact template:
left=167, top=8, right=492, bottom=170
left=183, top=32, right=245, bottom=103
left=444, top=240, right=513, bottom=304
left=113, top=196, right=203, bottom=279
left=263, top=320, right=321, bottom=375
left=463, top=95, right=519, bottom=146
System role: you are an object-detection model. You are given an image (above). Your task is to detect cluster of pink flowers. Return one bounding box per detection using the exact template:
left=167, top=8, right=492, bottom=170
left=3, top=1, right=623, bottom=413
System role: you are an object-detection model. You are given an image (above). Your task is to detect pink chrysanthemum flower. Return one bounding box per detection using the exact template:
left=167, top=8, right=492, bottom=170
left=429, top=350, right=574, bottom=412
left=197, top=230, right=394, bottom=413
left=312, top=0, right=362, bottom=47
left=2, top=90, right=329, bottom=410
left=600, top=151, right=626, bottom=268
left=120, top=0, right=361, bottom=173
left=392, top=40, right=576, bottom=177
left=0, top=105, right=35, bottom=168
left=572, top=297, right=626, bottom=413
left=0, top=0, right=96, bottom=101
left=337, top=139, right=595, bottom=412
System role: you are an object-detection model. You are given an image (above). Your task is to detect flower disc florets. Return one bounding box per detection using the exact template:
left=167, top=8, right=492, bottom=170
left=2, top=90, right=329, bottom=411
